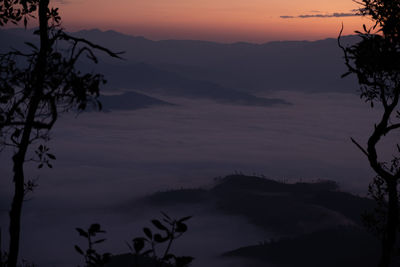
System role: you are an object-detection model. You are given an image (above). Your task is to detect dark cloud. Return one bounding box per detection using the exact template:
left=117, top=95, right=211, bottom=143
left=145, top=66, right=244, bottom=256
left=280, top=12, right=361, bottom=19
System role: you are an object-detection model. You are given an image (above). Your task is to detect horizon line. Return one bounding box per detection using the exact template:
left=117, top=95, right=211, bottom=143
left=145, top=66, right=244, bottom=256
left=2, top=26, right=358, bottom=45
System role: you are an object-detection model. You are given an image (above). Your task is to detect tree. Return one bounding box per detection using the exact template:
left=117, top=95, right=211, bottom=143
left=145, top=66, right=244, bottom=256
left=0, top=1, right=121, bottom=266
left=339, top=0, right=400, bottom=266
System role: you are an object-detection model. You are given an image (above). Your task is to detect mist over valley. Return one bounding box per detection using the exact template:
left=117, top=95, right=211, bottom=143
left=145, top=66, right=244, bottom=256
left=0, top=28, right=394, bottom=267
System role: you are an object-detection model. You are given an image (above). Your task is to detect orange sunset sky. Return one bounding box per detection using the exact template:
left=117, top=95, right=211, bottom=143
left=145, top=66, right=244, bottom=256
left=55, top=0, right=372, bottom=43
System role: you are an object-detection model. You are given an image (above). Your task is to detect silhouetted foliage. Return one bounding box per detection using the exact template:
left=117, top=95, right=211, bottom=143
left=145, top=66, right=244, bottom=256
left=75, top=224, right=111, bottom=267
left=127, top=213, right=193, bottom=267
left=74, top=214, right=193, bottom=267
left=362, top=176, right=391, bottom=237
left=0, top=1, right=121, bottom=266
left=339, top=0, right=400, bottom=266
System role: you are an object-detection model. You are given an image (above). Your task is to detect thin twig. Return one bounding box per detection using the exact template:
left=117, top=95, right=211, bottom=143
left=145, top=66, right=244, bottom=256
left=351, top=137, right=369, bottom=157
left=57, top=32, right=124, bottom=59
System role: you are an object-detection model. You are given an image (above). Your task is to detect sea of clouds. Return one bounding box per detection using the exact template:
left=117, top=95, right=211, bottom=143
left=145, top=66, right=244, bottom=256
left=0, top=91, right=397, bottom=266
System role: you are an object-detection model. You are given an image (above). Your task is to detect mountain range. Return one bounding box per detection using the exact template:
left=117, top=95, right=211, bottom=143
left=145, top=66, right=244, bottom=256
left=0, top=28, right=359, bottom=110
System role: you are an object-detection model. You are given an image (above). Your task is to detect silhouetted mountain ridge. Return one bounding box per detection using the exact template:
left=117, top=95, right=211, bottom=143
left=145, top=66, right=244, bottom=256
left=95, top=62, right=289, bottom=106
left=0, top=28, right=291, bottom=107
left=69, top=29, right=360, bottom=93
left=143, top=174, right=374, bottom=234
left=0, top=28, right=360, bottom=95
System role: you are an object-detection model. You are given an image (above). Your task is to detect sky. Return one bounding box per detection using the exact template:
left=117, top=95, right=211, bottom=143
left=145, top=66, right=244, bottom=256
left=54, top=0, right=373, bottom=43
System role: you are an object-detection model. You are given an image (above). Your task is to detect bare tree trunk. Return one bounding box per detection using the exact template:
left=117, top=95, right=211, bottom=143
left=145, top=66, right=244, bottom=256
left=7, top=1, right=49, bottom=266
left=8, top=153, right=28, bottom=267
left=379, top=180, right=399, bottom=267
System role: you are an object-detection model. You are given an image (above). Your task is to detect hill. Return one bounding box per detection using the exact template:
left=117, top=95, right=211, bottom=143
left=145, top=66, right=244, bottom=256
left=145, top=175, right=374, bottom=234
left=119, top=174, right=380, bottom=267
left=224, top=227, right=380, bottom=267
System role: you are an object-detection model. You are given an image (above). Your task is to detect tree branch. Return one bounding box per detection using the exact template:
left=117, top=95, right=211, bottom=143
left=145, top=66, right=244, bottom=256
left=56, top=32, right=124, bottom=59
left=383, top=123, right=400, bottom=135
left=351, top=137, right=369, bottom=157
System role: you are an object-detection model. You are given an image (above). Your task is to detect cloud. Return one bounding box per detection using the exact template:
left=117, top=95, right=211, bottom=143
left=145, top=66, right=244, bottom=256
left=280, top=12, right=361, bottom=19
left=280, top=15, right=295, bottom=19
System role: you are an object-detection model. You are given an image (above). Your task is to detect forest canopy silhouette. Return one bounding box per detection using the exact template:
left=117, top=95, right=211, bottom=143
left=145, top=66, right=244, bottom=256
left=339, top=0, right=400, bottom=266
left=0, top=0, right=121, bottom=266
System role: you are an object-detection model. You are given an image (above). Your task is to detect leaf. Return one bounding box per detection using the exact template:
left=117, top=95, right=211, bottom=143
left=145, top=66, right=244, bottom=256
left=76, top=228, right=88, bottom=238
left=154, top=234, right=168, bottom=243
left=143, top=227, right=152, bottom=239
left=46, top=153, right=56, bottom=160
left=178, top=216, right=192, bottom=223
left=142, top=249, right=153, bottom=256
left=133, top=238, right=145, bottom=253
left=175, top=222, right=187, bottom=233
left=93, top=238, right=106, bottom=244
left=74, top=245, right=84, bottom=255
left=161, top=211, right=171, bottom=220
left=88, top=255, right=98, bottom=263
left=24, top=41, right=38, bottom=51
left=89, top=223, right=103, bottom=235
left=341, top=71, right=352, bottom=78
left=151, top=219, right=167, bottom=231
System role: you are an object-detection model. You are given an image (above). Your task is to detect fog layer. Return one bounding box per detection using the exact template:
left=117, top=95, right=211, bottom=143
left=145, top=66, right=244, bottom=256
left=0, top=91, right=395, bottom=266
